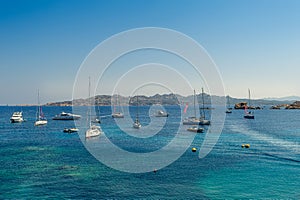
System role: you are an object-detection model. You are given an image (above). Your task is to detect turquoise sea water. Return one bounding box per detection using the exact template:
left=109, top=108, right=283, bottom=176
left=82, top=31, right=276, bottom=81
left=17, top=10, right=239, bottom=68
left=0, top=106, right=299, bottom=199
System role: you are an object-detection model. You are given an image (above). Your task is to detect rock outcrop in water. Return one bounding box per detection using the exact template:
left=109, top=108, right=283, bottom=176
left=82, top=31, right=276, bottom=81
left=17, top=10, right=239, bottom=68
left=270, top=105, right=281, bottom=109
left=234, top=102, right=247, bottom=109
left=285, top=101, right=300, bottom=109
left=234, top=102, right=262, bottom=109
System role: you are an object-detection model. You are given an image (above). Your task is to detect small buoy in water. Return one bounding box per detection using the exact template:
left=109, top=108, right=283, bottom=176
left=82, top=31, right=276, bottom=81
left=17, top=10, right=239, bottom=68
left=192, top=147, right=197, bottom=152
left=241, top=144, right=250, bottom=148
left=153, top=169, right=157, bottom=173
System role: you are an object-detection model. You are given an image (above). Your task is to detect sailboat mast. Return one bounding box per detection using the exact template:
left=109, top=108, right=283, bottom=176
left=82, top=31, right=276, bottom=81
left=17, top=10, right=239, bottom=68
left=248, top=89, right=251, bottom=107
left=113, top=93, right=116, bottom=113
left=202, top=87, right=205, bottom=119
left=119, top=93, right=123, bottom=113
left=118, top=93, right=121, bottom=110
left=37, top=89, right=40, bottom=107
left=88, top=77, right=91, bottom=126
left=136, top=95, right=139, bottom=120
left=37, top=89, right=40, bottom=120
left=227, top=96, right=229, bottom=107
left=193, top=90, right=196, bottom=118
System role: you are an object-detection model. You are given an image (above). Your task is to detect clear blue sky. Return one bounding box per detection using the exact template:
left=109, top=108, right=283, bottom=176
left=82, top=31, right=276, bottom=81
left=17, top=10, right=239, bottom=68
left=1, top=0, right=300, bottom=104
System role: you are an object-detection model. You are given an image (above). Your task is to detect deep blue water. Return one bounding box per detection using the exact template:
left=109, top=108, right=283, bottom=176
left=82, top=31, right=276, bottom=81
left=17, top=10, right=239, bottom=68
left=0, top=106, right=299, bottom=199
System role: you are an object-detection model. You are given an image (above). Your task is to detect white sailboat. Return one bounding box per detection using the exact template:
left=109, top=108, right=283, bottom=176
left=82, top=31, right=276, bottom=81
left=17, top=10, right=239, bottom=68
left=86, top=77, right=103, bottom=138
left=199, top=88, right=210, bottom=125
left=183, top=90, right=201, bottom=125
left=34, top=90, right=47, bottom=126
left=244, top=89, right=254, bottom=119
left=112, top=93, right=124, bottom=118
left=133, top=95, right=141, bottom=129
left=91, top=105, right=101, bottom=123
left=226, top=95, right=232, bottom=113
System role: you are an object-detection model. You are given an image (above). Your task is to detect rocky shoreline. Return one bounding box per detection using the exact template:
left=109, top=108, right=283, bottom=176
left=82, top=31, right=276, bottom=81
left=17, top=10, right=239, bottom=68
left=234, top=101, right=300, bottom=110
left=42, top=94, right=300, bottom=109
left=234, top=102, right=262, bottom=109
left=285, top=101, right=300, bottom=109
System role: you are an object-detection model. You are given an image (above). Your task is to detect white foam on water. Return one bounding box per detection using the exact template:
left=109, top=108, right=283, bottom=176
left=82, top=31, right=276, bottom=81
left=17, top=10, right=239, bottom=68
left=229, top=123, right=300, bottom=154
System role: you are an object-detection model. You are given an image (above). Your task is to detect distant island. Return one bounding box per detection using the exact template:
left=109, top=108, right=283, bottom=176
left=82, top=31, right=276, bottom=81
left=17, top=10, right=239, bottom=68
left=44, top=93, right=300, bottom=109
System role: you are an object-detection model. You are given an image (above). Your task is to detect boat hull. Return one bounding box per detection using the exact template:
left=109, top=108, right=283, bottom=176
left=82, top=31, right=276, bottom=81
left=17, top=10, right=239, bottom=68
left=63, top=128, right=79, bottom=133
left=183, top=121, right=200, bottom=125
left=34, top=120, right=47, bottom=126
left=187, top=127, right=204, bottom=133
left=155, top=114, right=169, bottom=117
left=199, top=120, right=210, bottom=125
left=183, top=119, right=210, bottom=125
left=52, top=116, right=81, bottom=120
left=244, top=115, right=254, bottom=119
left=10, top=118, right=24, bottom=123
left=86, top=125, right=102, bottom=138
left=112, top=113, right=124, bottom=118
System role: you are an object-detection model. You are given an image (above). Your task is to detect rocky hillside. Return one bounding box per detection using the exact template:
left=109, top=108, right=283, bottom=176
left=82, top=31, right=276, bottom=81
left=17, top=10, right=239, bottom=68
left=45, top=93, right=294, bottom=107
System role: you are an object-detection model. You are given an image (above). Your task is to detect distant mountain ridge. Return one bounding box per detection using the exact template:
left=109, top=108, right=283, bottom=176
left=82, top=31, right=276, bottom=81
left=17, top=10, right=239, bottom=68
left=45, top=93, right=295, bottom=106
left=263, top=96, right=300, bottom=101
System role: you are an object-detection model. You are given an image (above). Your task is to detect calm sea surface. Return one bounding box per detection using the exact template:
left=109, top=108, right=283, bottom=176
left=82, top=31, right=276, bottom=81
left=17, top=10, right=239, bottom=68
left=0, top=106, right=299, bottom=199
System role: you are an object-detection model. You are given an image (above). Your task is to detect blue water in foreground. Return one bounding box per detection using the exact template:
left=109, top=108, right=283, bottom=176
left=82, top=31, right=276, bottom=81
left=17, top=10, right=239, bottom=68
left=0, top=106, right=299, bottom=199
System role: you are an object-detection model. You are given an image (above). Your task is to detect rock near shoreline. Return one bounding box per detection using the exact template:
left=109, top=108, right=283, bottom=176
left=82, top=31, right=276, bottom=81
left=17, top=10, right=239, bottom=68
left=234, top=102, right=262, bottom=109
left=285, top=101, right=300, bottom=109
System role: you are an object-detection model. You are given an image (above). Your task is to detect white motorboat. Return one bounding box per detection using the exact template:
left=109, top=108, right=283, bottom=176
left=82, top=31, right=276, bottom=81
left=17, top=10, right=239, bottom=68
left=183, top=117, right=201, bottom=125
left=226, top=109, right=232, bottom=113
left=187, top=126, right=204, bottom=133
left=52, top=112, right=81, bottom=120
left=10, top=112, right=24, bottom=123
left=91, top=118, right=101, bottom=123
left=155, top=110, right=169, bottom=117
left=112, top=112, right=124, bottom=118
left=63, top=128, right=79, bottom=133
